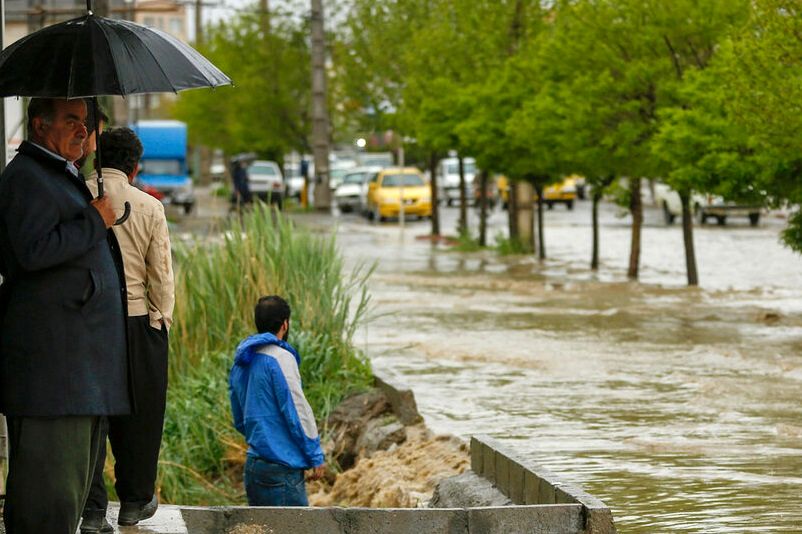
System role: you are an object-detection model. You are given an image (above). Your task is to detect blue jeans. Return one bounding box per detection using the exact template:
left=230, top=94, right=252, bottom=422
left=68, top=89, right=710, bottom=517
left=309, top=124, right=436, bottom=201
left=244, top=456, right=309, bottom=506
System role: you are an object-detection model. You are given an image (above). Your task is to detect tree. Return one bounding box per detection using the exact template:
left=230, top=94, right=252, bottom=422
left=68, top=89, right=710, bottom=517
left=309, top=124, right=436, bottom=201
left=174, top=10, right=311, bottom=163
left=720, top=0, right=802, bottom=251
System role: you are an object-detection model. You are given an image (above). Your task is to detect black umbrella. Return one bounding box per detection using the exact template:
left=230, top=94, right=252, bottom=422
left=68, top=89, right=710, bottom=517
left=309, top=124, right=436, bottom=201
left=0, top=1, right=232, bottom=223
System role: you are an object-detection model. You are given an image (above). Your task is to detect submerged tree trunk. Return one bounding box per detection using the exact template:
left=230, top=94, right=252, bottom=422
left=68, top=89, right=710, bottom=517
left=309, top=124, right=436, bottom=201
left=680, top=190, right=699, bottom=286
left=534, top=182, right=545, bottom=261
left=479, top=171, right=488, bottom=247
left=508, top=178, right=518, bottom=241
left=514, top=180, right=535, bottom=253
left=429, top=152, right=440, bottom=236
left=458, top=155, right=467, bottom=235
left=591, top=189, right=602, bottom=270
left=627, top=178, right=643, bottom=279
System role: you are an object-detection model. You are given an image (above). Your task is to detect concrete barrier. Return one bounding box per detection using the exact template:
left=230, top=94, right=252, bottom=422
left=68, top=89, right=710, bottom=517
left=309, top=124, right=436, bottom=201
left=180, top=504, right=587, bottom=534
left=470, top=435, right=616, bottom=534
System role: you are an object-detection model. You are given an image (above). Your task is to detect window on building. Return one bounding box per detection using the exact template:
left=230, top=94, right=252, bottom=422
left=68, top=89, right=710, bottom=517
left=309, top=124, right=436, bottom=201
left=143, top=16, right=156, bottom=27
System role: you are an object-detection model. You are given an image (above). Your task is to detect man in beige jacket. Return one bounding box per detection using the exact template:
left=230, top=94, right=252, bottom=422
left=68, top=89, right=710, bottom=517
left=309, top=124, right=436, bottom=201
left=82, top=127, right=175, bottom=532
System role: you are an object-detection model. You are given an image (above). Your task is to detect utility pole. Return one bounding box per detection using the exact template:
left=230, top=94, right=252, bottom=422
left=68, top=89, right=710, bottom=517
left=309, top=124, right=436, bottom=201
left=194, top=0, right=202, bottom=47
left=310, top=0, right=330, bottom=209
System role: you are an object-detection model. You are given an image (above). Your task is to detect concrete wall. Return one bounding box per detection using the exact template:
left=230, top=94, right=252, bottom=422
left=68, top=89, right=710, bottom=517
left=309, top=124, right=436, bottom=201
left=180, top=505, right=587, bottom=534
left=470, top=435, right=616, bottom=534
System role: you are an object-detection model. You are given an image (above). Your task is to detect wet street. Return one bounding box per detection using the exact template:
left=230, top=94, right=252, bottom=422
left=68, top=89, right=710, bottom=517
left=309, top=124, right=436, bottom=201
left=327, top=199, right=802, bottom=533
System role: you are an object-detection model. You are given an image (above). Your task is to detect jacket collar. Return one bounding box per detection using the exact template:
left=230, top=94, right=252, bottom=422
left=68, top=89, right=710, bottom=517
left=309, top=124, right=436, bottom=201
left=18, top=140, right=79, bottom=178
left=86, top=168, right=131, bottom=187
left=233, top=332, right=300, bottom=367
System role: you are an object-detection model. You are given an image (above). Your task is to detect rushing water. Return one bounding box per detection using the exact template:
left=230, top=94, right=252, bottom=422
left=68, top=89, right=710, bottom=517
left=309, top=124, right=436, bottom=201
left=328, top=201, right=802, bottom=533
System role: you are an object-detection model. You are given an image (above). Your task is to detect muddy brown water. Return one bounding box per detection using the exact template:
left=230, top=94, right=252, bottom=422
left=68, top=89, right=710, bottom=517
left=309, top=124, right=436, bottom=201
left=324, top=202, right=802, bottom=533
left=174, top=195, right=801, bottom=532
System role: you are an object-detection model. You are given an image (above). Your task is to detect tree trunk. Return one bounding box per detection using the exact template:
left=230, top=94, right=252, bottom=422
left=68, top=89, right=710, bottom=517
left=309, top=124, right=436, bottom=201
left=514, top=180, right=534, bottom=253
left=429, top=152, right=440, bottom=236
left=535, top=182, right=545, bottom=261
left=310, top=0, right=331, bottom=209
left=479, top=171, right=488, bottom=247
left=627, top=178, right=643, bottom=279
left=508, top=179, right=518, bottom=240
left=680, top=190, right=699, bottom=286
left=458, top=155, right=467, bottom=235
left=591, top=189, right=601, bottom=270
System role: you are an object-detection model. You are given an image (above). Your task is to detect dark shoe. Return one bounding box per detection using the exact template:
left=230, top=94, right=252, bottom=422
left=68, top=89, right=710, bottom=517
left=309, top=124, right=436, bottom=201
left=117, top=494, right=158, bottom=526
left=80, top=511, right=114, bottom=533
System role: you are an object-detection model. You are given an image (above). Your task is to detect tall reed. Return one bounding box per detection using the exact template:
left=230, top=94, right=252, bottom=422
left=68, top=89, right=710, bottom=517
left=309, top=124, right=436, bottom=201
left=158, top=204, right=373, bottom=504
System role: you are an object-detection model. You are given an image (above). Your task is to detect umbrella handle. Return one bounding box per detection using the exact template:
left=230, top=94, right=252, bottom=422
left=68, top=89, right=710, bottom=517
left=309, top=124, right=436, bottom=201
left=115, top=202, right=131, bottom=225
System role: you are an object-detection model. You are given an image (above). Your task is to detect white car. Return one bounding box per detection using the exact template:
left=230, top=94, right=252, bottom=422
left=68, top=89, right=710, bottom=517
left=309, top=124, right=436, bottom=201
left=654, top=182, right=761, bottom=226
left=335, top=166, right=383, bottom=213
left=437, top=156, right=476, bottom=206
left=247, top=160, right=284, bottom=207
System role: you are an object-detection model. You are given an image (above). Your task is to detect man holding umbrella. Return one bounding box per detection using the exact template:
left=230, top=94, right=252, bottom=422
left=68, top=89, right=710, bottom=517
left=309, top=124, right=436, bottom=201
left=0, top=97, right=131, bottom=533
left=0, top=5, right=231, bottom=532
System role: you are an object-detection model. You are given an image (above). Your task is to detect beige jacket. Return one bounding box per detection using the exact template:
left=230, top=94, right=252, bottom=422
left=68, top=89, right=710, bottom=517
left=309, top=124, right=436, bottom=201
left=86, top=168, right=175, bottom=330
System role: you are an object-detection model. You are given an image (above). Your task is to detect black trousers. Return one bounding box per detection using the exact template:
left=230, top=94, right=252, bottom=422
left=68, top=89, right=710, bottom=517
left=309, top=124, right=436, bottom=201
left=3, top=415, right=104, bottom=534
left=84, top=315, right=168, bottom=511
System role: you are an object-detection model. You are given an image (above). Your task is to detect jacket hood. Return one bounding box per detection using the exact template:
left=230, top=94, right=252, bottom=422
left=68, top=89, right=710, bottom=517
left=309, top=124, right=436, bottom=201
left=234, top=332, right=299, bottom=367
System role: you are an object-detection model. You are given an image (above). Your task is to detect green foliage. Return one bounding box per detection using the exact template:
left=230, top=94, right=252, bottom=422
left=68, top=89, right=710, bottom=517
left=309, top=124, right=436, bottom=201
left=451, top=228, right=482, bottom=252
left=174, top=11, right=311, bottom=161
left=160, top=204, right=373, bottom=504
left=494, top=233, right=528, bottom=256
left=781, top=211, right=802, bottom=254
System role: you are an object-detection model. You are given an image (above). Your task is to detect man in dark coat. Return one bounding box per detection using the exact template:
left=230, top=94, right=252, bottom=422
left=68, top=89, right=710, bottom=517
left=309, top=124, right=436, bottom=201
left=0, top=98, right=131, bottom=534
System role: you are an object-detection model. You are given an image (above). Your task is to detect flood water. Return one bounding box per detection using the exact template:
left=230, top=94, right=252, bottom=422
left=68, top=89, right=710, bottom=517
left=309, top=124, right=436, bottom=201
left=328, top=200, right=802, bottom=533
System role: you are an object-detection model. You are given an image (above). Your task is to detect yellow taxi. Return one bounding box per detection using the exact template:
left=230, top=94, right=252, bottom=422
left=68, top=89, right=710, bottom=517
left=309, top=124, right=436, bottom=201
left=366, top=168, right=432, bottom=221
left=498, top=175, right=580, bottom=210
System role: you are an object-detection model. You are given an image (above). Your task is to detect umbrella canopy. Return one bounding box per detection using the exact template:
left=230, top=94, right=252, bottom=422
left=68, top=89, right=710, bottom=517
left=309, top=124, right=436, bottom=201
left=0, top=14, right=231, bottom=98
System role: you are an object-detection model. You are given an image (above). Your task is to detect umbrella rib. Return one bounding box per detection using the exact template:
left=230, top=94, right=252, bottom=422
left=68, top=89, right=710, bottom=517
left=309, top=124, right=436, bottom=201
left=96, top=19, right=126, bottom=95
left=136, top=26, right=180, bottom=93
left=66, top=19, right=87, bottom=98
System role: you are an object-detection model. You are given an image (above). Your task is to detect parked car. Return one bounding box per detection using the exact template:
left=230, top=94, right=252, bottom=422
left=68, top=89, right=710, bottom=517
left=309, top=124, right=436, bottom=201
left=329, top=160, right=359, bottom=191
left=283, top=164, right=305, bottom=199
left=542, top=176, right=578, bottom=209
left=654, top=182, right=761, bottom=226
left=366, top=168, right=432, bottom=222
left=335, top=166, right=383, bottom=213
left=497, top=175, right=577, bottom=210
left=247, top=160, right=284, bottom=208
left=438, top=157, right=476, bottom=206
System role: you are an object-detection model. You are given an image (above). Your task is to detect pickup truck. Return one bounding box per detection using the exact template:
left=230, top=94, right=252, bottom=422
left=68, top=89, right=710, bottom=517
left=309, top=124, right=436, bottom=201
left=653, top=182, right=761, bottom=226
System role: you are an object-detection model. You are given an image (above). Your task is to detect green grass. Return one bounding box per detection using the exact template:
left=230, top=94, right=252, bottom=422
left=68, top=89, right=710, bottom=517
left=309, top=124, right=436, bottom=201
left=494, top=232, right=528, bottom=255
left=157, top=203, right=374, bottom=505
left=450, top=228, right=483, bottom=252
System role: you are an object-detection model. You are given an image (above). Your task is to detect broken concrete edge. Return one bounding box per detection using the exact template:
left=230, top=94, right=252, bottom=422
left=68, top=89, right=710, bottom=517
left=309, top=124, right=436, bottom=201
left=179, top=503, right=586, bottom=534
left=373, top=371, right=424, bottom=426
left=471, top=435, right=616, bottom=534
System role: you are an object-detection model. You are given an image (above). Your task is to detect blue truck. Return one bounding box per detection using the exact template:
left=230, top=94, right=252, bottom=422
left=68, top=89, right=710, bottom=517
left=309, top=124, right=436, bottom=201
left=130, top=120, right=195, bottom=214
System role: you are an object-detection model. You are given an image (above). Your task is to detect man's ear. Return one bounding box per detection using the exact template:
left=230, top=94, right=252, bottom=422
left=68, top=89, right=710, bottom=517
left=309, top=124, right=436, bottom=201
left=31, top=117, right=46, bottom=137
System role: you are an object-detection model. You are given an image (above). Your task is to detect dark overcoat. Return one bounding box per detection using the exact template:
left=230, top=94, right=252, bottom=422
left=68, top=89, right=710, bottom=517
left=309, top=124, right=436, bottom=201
left=0, top=141, right=132, bottom=416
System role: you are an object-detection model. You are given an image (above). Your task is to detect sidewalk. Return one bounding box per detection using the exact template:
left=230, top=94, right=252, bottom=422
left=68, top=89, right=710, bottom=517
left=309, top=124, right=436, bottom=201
left=0, top=503, right=189, bottom=534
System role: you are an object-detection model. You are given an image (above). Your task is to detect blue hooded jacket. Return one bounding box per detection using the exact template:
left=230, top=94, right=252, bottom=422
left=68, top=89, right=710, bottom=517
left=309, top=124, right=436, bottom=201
left=229, top=332, right=324, bottom=469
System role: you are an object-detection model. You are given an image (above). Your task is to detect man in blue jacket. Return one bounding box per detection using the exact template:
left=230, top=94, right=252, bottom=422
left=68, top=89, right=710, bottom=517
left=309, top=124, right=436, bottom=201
left=229, top=296, right=325, bottom=506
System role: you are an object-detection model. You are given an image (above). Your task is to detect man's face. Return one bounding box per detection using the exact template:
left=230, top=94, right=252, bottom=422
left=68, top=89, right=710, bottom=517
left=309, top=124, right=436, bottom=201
left=34, top=99, right=88, bottom=162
